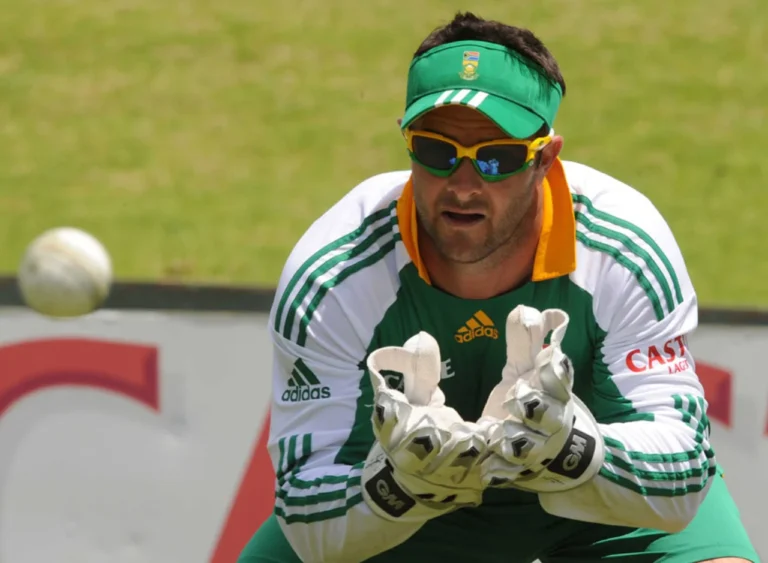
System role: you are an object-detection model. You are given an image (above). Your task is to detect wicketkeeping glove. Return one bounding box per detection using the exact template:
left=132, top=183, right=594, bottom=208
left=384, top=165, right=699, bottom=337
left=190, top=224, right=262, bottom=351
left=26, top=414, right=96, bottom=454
left=362, top=332, right=489, bottom=522
left=479, top=305, right=605, bottom=493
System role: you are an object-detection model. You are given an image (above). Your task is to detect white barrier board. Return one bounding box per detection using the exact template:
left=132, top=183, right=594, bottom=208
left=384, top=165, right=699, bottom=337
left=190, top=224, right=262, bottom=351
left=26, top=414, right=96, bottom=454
left=0, top=307, right=764, bottom=562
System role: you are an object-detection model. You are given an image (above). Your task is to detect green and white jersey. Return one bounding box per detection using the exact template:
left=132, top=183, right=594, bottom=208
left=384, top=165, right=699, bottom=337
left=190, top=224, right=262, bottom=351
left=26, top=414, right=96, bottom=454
left=266, top=160, right=715, bottom=562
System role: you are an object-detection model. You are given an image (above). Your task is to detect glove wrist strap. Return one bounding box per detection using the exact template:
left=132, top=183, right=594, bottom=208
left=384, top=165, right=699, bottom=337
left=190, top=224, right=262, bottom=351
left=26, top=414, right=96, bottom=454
left=509, top=395, right=605, bottom=493
left=362, top=443, right=472, bottom=523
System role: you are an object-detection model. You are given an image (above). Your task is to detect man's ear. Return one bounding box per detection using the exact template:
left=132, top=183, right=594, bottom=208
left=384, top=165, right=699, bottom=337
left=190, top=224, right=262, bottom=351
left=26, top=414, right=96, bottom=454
left=396, top=117, right=403, bottom=127
left=537, top=135, right=564, bottom=173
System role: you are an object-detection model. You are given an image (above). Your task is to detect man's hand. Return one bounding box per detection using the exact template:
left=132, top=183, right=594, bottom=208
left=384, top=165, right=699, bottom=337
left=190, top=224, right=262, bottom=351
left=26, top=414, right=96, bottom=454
left=362, top=332, right=488, bottom=522
left=479, top=305, right=605, bottom=493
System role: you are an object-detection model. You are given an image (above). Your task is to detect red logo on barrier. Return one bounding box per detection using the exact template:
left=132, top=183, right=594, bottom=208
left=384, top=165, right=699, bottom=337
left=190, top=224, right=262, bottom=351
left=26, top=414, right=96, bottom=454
left=0, top=337, right=274, bottom=562
left=697, top=361, right=733, bottom=428
left=0, top=338, right=159, bottom=418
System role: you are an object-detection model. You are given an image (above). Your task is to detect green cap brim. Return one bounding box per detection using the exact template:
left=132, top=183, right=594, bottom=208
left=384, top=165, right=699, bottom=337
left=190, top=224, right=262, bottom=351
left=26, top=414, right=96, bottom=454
left=401, top=89, right=547, bottom=139
left=400, top=40, right=562, bottom=139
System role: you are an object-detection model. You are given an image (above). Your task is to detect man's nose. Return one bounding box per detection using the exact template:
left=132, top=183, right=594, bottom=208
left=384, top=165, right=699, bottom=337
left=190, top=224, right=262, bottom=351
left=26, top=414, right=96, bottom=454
left=446, top=158, right=483, bottom=198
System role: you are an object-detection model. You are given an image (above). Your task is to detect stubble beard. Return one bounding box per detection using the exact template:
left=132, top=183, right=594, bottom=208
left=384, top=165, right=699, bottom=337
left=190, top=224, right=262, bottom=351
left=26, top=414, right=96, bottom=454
left=430, top=209, right=529, bottom=265
left=419, top=178, right=538, bottom=267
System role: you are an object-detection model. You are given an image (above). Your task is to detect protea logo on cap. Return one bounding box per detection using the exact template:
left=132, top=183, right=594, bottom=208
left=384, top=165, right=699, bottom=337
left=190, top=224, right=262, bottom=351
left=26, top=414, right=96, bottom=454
left=459, top=50, right=480, bottom=81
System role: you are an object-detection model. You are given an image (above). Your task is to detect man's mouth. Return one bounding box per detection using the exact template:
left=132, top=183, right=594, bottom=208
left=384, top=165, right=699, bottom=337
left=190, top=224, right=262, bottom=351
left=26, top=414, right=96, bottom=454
left=441, top=210, right=485, bottom=226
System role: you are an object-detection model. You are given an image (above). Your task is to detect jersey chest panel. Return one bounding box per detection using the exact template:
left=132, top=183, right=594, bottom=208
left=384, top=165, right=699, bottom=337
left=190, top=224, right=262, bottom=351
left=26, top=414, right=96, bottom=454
left=367, top=265, right=598, bottom=422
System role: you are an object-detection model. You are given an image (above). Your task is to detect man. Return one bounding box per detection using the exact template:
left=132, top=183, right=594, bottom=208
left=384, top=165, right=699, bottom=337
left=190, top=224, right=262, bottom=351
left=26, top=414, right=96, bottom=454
left=239, top=12, right=758, bottom=563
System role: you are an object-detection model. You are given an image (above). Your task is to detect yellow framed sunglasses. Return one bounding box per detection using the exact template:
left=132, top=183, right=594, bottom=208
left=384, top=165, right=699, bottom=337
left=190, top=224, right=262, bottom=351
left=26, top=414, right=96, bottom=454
left=403, top=128, right=552, bottom=181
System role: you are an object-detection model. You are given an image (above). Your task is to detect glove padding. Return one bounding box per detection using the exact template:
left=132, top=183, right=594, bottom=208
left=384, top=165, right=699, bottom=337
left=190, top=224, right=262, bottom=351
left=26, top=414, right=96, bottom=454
left=480, top=305, right=605, bottom=493
left=362, top=332, right=488, bottom=522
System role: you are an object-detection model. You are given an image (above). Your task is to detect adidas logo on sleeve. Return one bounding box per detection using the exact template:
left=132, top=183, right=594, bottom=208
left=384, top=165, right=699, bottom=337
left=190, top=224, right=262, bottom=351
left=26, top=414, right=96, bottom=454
left=281, top=359, right=332, bottom=403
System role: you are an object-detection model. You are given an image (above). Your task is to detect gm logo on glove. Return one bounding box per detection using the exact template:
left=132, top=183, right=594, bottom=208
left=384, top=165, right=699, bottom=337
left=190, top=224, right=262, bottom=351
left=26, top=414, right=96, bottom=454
left=365, top=460, right=416, bottom=518
left=548, top=425, right=597, bottom=479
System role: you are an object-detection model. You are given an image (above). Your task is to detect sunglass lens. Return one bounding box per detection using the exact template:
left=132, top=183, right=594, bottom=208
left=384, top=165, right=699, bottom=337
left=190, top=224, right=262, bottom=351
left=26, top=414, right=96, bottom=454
left=476, top=144, right=529, bottom=175
left=411, top=135, right=458, bottom=171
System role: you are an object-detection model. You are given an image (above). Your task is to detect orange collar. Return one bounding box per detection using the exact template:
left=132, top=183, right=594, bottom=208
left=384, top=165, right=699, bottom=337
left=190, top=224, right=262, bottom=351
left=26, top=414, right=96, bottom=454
left=396, top=158, right=576, bottom=284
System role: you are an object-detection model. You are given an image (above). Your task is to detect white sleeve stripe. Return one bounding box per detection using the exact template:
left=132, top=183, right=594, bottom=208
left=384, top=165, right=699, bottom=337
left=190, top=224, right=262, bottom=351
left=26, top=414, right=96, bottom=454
left=276, top=469, right=364, bottom=508
left=601, top=459, right=710, bottom=487
left=274, top=432, right=366, bottom=519
left=603, top=394, right=709, bottom=460
left=295, top=229, right=400, bottom=347
left=275, top=491, right=365, bottom=524
left=598, top=463, right=715, bottom=497
left=604, top=446, right=710, bottom=480
left=576, top=230, right=665, bottom=321
left=575, top=216, right=676, bottom=317
left=273, top=204, right=395, bottom=336
left=573, top=193, right=683, bottom=306
left=276, top=202, right=399, bottom=345
left=275, top=471, right=364, bottom=521
left=275, top=434, right=311, bottom=482
left=599, top=394, right=716, bottom=496
left=280, top=467, right=365, bottom=499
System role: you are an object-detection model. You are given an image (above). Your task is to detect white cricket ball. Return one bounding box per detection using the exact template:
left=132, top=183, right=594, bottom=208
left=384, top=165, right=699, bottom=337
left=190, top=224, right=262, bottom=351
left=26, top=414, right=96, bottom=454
left=18, top=227, right=113, bottom=318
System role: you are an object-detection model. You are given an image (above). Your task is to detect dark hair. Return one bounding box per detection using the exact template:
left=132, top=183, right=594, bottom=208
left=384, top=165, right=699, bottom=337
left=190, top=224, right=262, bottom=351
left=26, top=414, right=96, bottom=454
left=415, top=12, right=566, bottom=97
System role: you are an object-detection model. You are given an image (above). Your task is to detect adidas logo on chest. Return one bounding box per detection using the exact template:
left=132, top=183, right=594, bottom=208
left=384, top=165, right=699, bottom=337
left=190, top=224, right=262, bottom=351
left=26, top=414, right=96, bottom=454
left=454, top=310, right=499, bottom=343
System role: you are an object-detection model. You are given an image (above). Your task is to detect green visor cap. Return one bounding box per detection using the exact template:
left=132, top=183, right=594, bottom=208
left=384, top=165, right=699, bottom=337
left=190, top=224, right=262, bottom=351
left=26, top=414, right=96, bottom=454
left=401, top=40, right=563, bottom=138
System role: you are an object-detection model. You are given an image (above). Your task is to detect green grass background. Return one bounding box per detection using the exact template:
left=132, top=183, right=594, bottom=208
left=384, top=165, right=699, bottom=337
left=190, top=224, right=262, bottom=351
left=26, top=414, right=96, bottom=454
left=0, top=0, right=766, bottom=307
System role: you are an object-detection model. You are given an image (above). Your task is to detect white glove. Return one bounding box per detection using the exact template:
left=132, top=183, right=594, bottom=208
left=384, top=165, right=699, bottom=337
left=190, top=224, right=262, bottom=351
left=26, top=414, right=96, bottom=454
left=362, top=332, right=488, bottom=522
left=479, top=305, right=605, bottom=493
